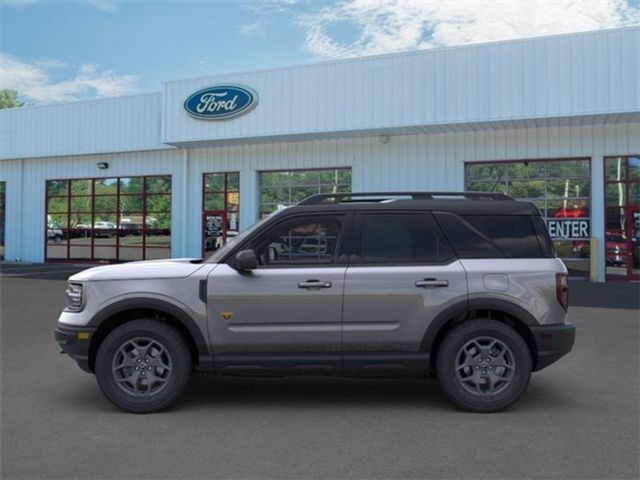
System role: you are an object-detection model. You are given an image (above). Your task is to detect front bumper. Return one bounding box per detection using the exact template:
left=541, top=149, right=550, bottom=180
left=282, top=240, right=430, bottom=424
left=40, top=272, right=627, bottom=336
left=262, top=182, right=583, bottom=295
left=530, top=323, right=576, bottom=371
left=54, top=323, right=96, bottom=373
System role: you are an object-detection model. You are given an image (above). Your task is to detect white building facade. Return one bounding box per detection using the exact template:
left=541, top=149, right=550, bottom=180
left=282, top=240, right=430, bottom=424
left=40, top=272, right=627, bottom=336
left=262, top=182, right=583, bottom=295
left=1, top=27, right=639, bottom=281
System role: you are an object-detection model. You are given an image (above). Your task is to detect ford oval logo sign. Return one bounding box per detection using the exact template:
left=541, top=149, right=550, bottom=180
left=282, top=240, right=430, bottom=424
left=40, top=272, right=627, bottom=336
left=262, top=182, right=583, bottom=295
left=184, top=85, right=258, bottom=120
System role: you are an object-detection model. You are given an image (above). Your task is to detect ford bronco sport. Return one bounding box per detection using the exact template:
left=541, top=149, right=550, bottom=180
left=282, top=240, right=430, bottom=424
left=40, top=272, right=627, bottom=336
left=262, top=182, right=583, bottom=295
left=55, top=192, right=575, bottom=413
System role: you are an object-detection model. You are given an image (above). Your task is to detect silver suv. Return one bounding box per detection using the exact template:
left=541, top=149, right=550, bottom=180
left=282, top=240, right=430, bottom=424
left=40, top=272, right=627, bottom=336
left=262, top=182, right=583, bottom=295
left=55, top=192, right=575, bottom=413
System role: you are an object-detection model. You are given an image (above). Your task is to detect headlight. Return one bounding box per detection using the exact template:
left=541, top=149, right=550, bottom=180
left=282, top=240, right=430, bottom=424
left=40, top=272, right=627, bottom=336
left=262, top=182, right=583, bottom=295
left=65, top=283, right=84, bottom=312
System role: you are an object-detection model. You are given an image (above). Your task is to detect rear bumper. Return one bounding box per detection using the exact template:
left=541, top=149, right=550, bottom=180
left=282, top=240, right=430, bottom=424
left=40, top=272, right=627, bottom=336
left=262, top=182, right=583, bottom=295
left=530, top=323, right=576, bottom=371
left=54, top=323, right=96, bottom=373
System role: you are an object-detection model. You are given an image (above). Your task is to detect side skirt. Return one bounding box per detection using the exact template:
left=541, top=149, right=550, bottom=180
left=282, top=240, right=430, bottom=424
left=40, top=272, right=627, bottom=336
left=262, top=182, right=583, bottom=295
left=213, top=352, right=430, bottom=378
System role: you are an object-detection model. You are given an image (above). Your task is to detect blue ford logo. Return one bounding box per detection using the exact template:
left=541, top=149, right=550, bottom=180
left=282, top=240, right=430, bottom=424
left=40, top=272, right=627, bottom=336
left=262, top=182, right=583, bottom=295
left=184, top=85, right=258, bottom=120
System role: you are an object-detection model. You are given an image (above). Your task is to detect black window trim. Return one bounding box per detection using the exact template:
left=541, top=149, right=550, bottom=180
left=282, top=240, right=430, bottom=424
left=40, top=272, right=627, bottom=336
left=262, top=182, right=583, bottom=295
left=349, top=210, right=458, bottom=267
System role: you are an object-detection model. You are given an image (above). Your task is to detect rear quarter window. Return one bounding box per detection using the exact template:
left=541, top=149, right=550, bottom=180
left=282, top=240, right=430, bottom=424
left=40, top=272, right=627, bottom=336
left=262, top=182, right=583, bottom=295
left=434, top=212, right=548, bottom=258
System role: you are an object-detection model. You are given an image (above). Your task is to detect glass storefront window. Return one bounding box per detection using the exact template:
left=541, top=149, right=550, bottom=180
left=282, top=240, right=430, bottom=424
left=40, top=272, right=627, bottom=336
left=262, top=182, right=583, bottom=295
left=465, top=158, right=591, bottom=277
left=202, top=172, right=240, bottom=257
left=0, top=182, right=5, bottom=260
left=604, top=156, right=640, bottom=280
left=259, top=168, right=352, bottom=217
left=45, top=176, right=171, bottom=262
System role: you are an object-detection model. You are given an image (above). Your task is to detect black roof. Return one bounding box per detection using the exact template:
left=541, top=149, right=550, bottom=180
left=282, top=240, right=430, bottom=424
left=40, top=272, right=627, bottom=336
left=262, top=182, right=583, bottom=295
left=286, top=192, right=541, bottom=215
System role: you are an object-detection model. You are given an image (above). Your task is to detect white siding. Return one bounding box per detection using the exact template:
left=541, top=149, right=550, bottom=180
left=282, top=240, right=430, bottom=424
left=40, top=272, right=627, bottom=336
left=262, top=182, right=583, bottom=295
left=163, top=28, right=639, bottom=145
left=0, top=149, right=184, bottom=262
left=0, top=93, right=166, bottom=160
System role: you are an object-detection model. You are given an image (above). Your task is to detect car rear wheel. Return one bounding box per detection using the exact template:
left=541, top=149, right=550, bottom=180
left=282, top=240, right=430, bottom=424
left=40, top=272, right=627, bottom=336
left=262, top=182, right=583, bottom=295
left=436, top=319, right=532, bottom=413
left=95, top=320, right=192, bottom=414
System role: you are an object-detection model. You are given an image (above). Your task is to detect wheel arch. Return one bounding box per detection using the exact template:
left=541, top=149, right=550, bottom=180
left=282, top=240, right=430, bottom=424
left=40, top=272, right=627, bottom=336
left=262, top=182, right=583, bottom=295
left=87, top=298, right=213, bottom=373
left=423, top=298, right=539, bottom=373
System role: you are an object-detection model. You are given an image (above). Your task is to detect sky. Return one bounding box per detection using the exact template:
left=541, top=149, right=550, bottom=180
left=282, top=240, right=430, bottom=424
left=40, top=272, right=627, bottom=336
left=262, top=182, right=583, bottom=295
left=1, top=0, right=639, bottom=105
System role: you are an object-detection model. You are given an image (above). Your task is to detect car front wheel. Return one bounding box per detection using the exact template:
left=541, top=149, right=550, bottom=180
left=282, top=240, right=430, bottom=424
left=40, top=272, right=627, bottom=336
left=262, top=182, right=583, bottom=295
left=95, top=320, right=192, bottom=413
left=436, top=319, right=532, bottom=413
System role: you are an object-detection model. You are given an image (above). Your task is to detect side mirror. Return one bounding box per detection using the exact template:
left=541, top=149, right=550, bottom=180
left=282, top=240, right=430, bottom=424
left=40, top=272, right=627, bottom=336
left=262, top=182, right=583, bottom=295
left=234, top=249, right=258, bottom=271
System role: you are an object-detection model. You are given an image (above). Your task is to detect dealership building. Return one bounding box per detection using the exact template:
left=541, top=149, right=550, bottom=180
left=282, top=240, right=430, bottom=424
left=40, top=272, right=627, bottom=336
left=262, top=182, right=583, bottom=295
left=0, top=27, right=638, bottom=281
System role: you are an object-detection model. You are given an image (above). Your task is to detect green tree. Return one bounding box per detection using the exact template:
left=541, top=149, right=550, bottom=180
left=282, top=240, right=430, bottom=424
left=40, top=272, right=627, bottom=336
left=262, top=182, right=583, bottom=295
left=0, top=90, right=24, bottom=109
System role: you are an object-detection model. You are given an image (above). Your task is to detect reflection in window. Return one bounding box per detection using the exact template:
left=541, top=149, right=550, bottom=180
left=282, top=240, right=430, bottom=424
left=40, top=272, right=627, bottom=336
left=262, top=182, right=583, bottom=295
left=202, top=172, right=240, bottom=256
left=0, top=182, right=5, bottom=260
left=465, top=158, right=591, bottom=275
left=257, top=220, right=341, bottom=265
left=45, top=176, right=171, bottom=262
left=259, top=168, right=351, bottom=217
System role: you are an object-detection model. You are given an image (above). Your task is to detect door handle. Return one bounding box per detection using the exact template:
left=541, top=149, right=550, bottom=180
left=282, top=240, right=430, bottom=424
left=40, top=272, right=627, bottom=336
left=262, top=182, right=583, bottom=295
left=415, top=278, right=449, bottom=288
left=298, top=279, right=332, bottom=289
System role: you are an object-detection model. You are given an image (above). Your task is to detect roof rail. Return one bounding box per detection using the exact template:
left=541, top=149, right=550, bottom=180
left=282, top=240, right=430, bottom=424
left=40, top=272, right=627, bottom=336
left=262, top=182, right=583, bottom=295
left=298, top=191, right=513, bottom=205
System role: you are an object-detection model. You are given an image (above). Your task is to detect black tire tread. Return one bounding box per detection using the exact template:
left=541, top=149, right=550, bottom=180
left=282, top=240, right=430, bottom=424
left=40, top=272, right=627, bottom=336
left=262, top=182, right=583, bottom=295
left=95, top=319, right=192, bottom=414
left=436, top=319, right=532, bottom=413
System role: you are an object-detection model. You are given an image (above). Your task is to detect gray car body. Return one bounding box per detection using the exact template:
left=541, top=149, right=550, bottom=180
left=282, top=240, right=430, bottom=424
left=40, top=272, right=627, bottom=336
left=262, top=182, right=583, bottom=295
left=58, top=200, right=569, bottom=377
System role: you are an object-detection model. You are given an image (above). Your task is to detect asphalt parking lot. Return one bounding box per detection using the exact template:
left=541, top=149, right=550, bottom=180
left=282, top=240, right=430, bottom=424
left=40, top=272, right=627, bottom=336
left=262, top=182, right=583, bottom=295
left=1, top=263, right=639, bottom=479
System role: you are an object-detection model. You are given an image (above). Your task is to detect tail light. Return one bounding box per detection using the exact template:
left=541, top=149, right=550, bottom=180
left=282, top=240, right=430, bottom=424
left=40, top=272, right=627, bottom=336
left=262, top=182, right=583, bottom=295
left=556, top=273, right=569, bottom=311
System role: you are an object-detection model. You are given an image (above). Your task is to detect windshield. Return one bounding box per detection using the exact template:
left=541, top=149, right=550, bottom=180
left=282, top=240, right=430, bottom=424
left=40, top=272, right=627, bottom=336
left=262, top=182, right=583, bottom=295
left=206, top=208, right=288, bottom=263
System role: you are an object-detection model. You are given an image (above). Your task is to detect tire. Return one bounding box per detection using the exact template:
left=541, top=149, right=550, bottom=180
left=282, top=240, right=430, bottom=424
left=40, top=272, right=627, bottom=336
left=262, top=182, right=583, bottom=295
left=95, top=319, right=192, bottom=414
left=436, top=319, right=532, bottom=413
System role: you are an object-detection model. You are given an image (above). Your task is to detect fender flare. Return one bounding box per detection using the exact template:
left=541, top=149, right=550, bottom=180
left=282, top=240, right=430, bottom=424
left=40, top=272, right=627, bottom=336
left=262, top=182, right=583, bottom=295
left=420, top=297, right=539, bottom=353
left=87, top=297, right=214, bottom=371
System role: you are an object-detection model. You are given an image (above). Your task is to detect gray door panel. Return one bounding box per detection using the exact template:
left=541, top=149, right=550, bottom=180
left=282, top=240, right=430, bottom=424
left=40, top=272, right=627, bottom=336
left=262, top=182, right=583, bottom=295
left=207, top=264, right=346, bottom=354
left=342, top=262, right=468, bottom=352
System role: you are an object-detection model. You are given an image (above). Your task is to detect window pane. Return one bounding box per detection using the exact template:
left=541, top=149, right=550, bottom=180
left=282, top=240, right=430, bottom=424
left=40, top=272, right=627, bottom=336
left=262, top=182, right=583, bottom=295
left=94, top=178, right=118, bottom=195
left=630, top=183, right=640, bottom=205
left=630, top=157, right=640, bottom=180
left=70, top=179, right=92, bottom=195
left=606, top=157, right=626, bottom=181
left=119, top=247, right=144, bottom=261
left=120, top=195, right=144, bottom=214
left=259, top=169, right=351, bottom=214
left=548, top=159, right=589, bottom=178
left=70, top=197, right=92, bottom=213
left=94, top=246, right=118, bottom=261
left=507, top=180, right=545, bottom=198
left=547, top=178, right=590, bottom=198
left=146, top=194, right=171, bottom=213
left=291, top=170, right=320, bottom=186
left=360, top=213, right=453, bottom=263
left=257, top=219, right=341, bottom=265
left=204, top=173, right=225, bottom=192
left=145, top=176, right=171, bottom=194
left=226, top=192, right=239, bottom=211
left=47, top=197, right=68, bottom=213
left=119, top=224, right=143, bottom=247
left=94, top=196, right=117, bottom=212
left=466, top=181, right=507, bottom=194
left=466, top=163, right=506, bottom=182
left=47, top=214, right=68, bottom=245
left=204, top=193, right=224, bottom=210
left=47, top=180, right=68, bottom=197
left=606, top=183, right=625, bottom=206
left=553, top=240, right=590, bottom=277
left=145, top=248, right=171, bottom=260
left=227, top=172, right=240, bottom=190
left=462, top=215, right=543, bottom=258
left=260, top=187, right=289, bottom=205
left=120, top=177, right=144, bottom=194
left=260, top=171, right=289, bottom=187
left=508, top=161, right=546, bottom=179
left=548, top=199, right=590, bottom=219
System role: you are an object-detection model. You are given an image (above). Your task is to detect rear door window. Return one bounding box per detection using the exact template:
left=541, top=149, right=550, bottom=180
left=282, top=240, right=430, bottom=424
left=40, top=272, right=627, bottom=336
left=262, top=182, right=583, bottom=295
left=355, top=212, right=454, bottom=264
